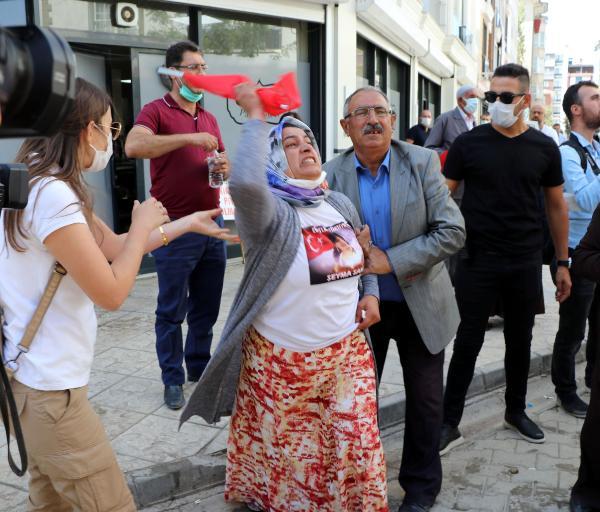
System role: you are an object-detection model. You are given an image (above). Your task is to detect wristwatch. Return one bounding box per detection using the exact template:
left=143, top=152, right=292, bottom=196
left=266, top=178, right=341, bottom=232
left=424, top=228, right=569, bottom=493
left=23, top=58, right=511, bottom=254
left=556, top=258, right=572, bottom=269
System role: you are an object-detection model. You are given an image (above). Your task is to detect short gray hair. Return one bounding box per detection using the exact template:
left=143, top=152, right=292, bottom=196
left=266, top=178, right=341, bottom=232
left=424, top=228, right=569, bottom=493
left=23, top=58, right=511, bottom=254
left=343, top=86, right=392, bottom=117
left=456, top=84, right=475, bottom=99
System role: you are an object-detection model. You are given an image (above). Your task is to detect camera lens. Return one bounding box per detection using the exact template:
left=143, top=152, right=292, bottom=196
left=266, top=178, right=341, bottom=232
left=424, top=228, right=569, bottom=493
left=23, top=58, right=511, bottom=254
left=0, top=26, right=76, bottom=138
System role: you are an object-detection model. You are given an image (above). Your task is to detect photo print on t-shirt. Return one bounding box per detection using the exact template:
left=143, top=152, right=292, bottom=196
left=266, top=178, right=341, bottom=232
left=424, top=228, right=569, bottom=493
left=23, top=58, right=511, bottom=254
left=302, top=222, right=364, bottom=284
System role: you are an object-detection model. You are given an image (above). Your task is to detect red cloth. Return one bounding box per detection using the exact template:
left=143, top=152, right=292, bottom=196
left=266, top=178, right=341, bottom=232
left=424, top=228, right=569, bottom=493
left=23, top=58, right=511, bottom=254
left=439, top=150, right=449, bottom=170
left=182, top=72, right=302, bottom=116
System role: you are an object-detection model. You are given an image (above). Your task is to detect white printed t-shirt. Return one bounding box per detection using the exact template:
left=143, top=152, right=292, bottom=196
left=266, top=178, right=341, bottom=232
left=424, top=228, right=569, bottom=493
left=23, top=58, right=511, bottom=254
left=0, top=177, right=96, bottom=390
left=253, top=201, right=365, bottom=351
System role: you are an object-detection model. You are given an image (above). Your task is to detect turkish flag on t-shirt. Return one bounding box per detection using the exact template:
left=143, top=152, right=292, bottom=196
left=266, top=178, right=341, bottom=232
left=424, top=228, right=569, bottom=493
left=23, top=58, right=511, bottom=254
left=302, top=229, right=334, bottom=261
left=182, top=72, right=302, bottom=116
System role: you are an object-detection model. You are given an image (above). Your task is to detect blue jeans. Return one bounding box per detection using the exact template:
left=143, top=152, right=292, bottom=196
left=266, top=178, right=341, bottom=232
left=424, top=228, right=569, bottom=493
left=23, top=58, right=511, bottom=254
left=153, top=218, right=226, bottom=386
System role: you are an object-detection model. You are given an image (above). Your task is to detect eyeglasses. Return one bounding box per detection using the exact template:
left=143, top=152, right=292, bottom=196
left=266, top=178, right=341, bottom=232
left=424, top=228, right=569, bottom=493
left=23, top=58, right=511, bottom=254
left=345, top=105, right=393, bottom=119
left=95, top=122, right=122, bottom=140
left=484, top=91, right=526, bottom=105
left=173, top=63, right=208, bottom=72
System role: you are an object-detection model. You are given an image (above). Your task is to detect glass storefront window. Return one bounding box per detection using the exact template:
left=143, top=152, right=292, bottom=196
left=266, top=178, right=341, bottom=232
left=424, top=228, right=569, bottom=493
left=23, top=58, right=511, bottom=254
left=39, top=0, right=189, bottom=43
left=199, top=10, right=311, bottom=151
left=356, top=38, right=370, bottom=88
left=356, top=36, right=409, bottom=140
left=418, top=74, right=441, bottom=124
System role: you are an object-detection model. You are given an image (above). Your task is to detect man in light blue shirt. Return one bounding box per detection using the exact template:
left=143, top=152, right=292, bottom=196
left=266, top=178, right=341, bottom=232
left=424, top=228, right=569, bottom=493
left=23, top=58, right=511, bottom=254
left=552, top=80, right=600, bottom=420
left=354, top=149, right=405, bottom=303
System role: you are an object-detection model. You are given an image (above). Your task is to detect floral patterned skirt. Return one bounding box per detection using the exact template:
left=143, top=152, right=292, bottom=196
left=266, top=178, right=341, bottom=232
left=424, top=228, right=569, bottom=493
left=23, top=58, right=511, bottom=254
left=224, top=326, right=388, bottom=512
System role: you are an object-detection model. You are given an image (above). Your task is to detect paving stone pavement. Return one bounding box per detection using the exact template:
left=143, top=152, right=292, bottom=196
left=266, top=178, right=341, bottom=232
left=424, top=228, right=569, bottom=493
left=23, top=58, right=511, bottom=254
left=0, top=260, right=585, bottom=510
left=138, top=369, right=589, bottom=512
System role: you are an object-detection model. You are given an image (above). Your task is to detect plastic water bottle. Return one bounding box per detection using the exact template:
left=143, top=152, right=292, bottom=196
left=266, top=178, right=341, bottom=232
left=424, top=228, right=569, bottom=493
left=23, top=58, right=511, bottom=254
left=207, top=150, right=224, bottom=189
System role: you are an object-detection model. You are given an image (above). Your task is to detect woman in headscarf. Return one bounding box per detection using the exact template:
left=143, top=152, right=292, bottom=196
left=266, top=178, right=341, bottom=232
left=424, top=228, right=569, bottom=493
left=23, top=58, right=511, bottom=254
left=181, top=84, right=388, bottom=512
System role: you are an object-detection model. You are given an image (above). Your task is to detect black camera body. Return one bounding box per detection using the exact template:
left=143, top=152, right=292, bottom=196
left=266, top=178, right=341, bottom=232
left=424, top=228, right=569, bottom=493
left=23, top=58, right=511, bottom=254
left=0, top=164, right=28, bottom=209
left=0, top=25, right=76, bottom=210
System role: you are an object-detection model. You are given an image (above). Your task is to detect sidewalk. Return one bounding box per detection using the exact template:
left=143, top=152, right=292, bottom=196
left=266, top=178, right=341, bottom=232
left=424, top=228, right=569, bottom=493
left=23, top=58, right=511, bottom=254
left=142, top=366, right=587, bottom=511
left=0, top=260, right=579, bottom=510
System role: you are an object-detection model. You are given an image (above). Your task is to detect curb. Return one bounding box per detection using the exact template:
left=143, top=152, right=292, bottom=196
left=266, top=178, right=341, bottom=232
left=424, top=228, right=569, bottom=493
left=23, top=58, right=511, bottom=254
left=127, top=346, right=584, bottom=508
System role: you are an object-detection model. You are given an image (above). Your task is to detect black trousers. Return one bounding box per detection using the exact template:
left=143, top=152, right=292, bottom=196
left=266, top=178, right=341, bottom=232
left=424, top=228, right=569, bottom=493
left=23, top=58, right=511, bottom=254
left=370, top=300, right=444, bottom=507
left=585, top=285, right=600, bottom=388
left=443, top=253, right=541, bottom=427
left=550, top=263, right=597, bottom=399
left=571, top=326, right=600, bottom=508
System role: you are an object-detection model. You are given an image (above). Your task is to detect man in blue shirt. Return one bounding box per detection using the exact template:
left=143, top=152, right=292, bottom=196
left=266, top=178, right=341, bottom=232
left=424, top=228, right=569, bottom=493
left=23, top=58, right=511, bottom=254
left=552, top=80, right=600, bottom=420
left=324, top=86, right=465, bottom=512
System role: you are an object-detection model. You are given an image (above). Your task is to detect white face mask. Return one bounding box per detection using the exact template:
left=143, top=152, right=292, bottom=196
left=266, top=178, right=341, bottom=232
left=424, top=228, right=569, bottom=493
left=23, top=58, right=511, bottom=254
left=286, top=171, right=327, bottom=189
left=420, top=117, right=432, bottom=128
left=84, top=126, right=113, bottom=172
left=488, top=97, right=525, bottom=128
left=463, top=97, right=479, bottom=114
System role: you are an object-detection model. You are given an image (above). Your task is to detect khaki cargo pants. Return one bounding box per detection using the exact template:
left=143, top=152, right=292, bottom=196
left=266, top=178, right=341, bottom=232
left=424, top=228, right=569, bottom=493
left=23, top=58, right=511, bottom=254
left=10, top=380, right=136, bottom=511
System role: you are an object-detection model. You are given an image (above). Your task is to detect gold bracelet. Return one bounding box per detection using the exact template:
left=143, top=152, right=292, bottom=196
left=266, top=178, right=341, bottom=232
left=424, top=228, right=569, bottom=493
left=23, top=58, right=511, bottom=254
left=158, top=225, right=169, bottom=246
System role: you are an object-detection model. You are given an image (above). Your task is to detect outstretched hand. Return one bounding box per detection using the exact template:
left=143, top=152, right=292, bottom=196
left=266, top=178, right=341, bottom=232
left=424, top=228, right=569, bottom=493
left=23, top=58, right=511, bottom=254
left=188, top=208, right=240, bottom=243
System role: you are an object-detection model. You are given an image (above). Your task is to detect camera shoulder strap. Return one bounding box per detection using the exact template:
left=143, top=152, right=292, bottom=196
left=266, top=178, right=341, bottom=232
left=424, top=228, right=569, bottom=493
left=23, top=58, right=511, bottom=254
left=17, top=262, right=67, bottom=353
left=1, top=261, right=67, bottom=476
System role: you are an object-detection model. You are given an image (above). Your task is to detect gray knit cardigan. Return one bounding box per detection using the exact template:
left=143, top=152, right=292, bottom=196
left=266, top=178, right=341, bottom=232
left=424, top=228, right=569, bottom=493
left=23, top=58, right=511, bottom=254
left=180, top=120, right=379, bottom=426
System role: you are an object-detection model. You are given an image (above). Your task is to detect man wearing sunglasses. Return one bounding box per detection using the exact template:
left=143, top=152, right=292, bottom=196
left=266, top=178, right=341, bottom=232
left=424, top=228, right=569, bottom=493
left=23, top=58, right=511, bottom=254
left=325, top=86, right=466, bottom=512
left=440, top=63, right=571, bottom=454
left=125, top=41, right=229, bottom=410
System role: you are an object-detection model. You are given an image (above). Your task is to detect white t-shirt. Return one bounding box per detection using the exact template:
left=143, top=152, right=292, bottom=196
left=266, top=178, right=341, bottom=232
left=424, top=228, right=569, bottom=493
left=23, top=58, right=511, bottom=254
left=541, top=124, right=560, bottom=145
left=253, top=201, right=365, bottom=352
left=0, top=177, right=96, bottom=390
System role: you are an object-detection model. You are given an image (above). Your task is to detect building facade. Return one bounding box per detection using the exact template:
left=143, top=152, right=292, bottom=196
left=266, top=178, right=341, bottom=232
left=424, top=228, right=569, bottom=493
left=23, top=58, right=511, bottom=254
left=0, top=0, right=522, bottom=263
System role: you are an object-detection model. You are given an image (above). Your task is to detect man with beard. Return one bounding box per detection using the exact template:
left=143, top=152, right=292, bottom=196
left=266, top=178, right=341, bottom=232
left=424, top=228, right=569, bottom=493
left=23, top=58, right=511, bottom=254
left=324, top=86, right=466, bottom=512
left=550, top=81, right=600, bottom=422
left=440, top=64, right=571, bottom=453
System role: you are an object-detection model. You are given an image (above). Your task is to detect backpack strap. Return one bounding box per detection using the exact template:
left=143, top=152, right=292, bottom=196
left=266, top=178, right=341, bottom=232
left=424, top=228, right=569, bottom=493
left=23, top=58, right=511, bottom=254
left=560, top=134, right=600, bottom=175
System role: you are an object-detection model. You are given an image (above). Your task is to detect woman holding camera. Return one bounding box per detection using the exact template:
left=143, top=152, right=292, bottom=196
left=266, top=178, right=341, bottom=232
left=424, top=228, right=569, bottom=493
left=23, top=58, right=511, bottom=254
left=0, top=77, right=235, bottom=511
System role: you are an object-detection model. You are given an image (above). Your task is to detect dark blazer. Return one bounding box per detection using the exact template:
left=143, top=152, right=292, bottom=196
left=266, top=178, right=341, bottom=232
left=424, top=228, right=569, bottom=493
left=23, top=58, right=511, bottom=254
left=425, top=106, right=472, bottom=154
left=323, top=140, right=466, bottom=354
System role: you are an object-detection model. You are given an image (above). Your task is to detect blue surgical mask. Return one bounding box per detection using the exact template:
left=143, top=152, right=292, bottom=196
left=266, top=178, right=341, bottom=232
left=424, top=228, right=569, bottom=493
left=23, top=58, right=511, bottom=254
left=178, top=79, right=203, bottom=103
left=463, top=97, right=478, bottom=114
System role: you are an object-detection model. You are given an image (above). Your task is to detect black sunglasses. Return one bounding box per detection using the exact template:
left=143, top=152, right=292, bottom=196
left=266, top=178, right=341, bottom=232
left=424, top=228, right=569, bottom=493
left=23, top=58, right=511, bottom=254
left=484, top=91, right=526, bottom=104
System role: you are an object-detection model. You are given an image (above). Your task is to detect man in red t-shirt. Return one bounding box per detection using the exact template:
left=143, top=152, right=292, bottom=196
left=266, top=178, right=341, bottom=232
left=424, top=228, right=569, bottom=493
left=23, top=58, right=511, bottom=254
left=125, top=41, right=228, bottom=410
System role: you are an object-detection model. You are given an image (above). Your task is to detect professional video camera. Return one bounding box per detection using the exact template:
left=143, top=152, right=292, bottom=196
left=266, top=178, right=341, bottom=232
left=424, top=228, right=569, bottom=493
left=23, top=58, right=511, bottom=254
left=0, top=24, right=76, bottom=210
left=0, top=24, right=76, bottom=478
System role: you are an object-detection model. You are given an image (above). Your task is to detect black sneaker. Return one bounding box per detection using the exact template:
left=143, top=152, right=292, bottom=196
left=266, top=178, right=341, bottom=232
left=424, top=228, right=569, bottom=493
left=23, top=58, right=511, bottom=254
left=559, top=394, right=588, bottom=419
left=504, top=412, right=545, bottom=443
left=439, top=423, right=464, bottom=456
left=164, top=385, right=185, bottom=410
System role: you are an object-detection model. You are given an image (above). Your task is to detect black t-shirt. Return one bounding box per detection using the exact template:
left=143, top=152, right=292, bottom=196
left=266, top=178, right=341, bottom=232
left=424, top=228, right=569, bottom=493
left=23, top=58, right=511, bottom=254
left=444, top=124, right=563, bottom=257
left=406, top=124, right=429, bottom=147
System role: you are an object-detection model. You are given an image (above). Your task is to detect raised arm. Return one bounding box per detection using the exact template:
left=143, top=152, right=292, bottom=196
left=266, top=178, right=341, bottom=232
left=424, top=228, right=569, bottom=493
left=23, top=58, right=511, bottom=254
left=227, top=84, right=278, bottom=241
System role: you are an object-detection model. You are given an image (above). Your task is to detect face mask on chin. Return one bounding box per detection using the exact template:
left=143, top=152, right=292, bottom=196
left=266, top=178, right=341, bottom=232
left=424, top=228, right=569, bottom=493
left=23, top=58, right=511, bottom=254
left=286, top=171, right=327, bottom=189
left=488, top=97, right=525, bottom=128
left=177, top=79, right=203, bottom=103
left=84, top=127, right=113, bottom=173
